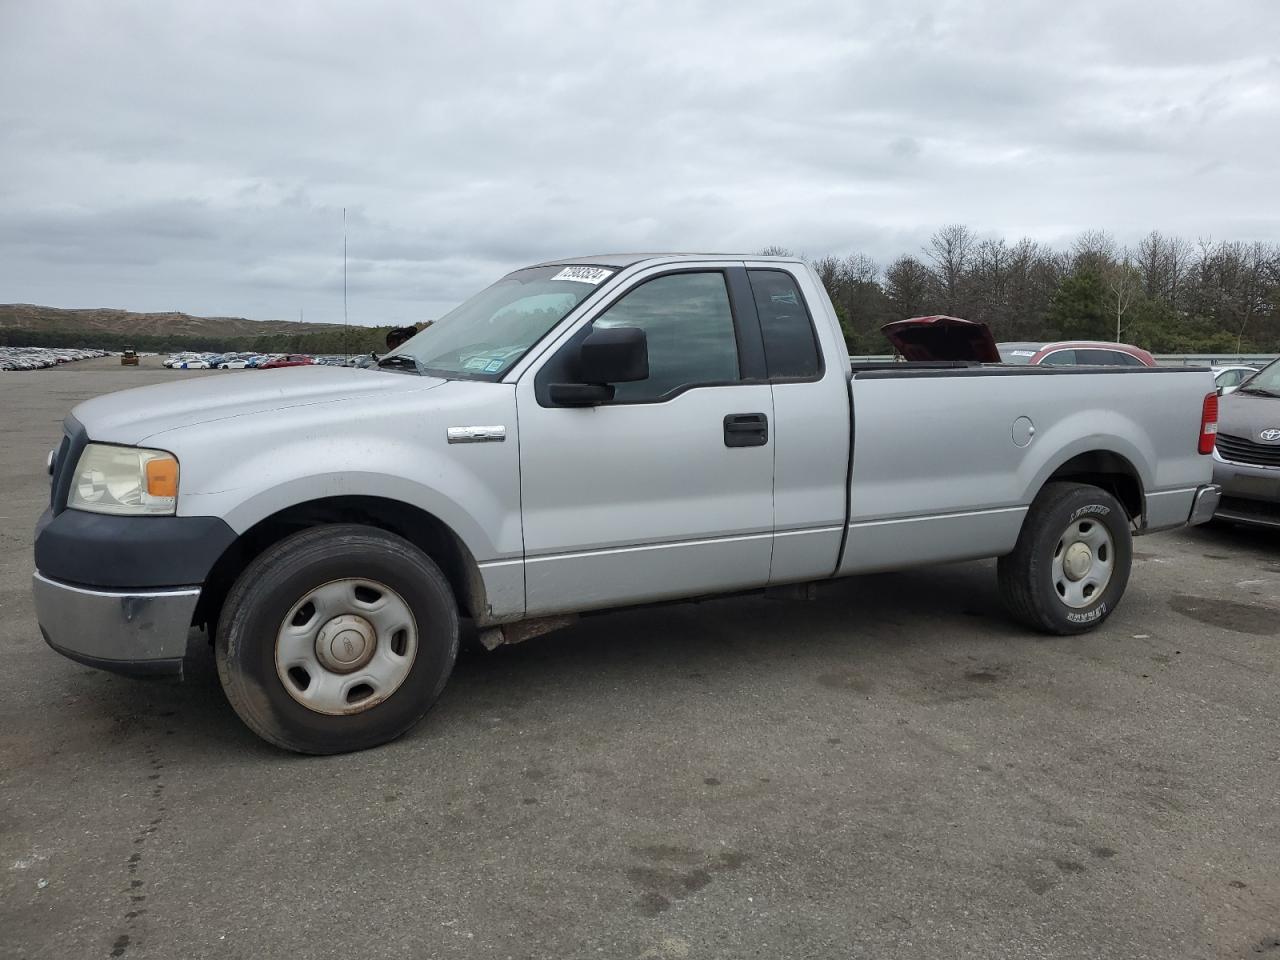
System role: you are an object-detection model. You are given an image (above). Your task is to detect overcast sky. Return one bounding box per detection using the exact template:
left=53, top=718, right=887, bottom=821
left=2, top=1, right=1277, bottom=325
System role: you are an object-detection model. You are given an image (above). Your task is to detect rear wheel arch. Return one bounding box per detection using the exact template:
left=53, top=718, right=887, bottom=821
left=1040, top=450, right=1144, bottom=524
left=196, top=496, right=486, bottom=632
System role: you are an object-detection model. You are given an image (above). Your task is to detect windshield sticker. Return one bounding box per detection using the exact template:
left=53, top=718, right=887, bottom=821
left=462, top=355, right=513, bottom=373
left=1010, top=350, right=1036, bottom=357
left=552, top=265, right=612, bottom=285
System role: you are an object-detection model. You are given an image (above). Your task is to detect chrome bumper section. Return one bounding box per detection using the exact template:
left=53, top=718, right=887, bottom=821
left=1187, top=484, right=1221, bottom=526
left=33, top=572, right=200, bottom=677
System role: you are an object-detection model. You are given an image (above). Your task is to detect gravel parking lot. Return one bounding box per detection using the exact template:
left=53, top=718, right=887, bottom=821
left=1, top=358, right=1277, bottom=960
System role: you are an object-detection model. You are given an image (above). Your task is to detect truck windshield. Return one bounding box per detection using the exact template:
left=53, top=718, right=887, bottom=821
left=383, top=264, right=616, bottom=379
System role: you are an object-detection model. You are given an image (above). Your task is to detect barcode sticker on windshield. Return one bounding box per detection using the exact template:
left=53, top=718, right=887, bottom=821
left=552, top=266, right=612, bottom=285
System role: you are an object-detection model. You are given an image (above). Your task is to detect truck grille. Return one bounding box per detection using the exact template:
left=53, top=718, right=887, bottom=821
left=1215, top=433, right=1280, bottom=468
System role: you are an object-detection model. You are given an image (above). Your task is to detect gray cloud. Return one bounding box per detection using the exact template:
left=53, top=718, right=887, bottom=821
left=1, top=0, right=1277, bottom=324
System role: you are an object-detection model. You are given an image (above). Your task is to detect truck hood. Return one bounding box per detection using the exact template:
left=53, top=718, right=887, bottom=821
left=71, top=366, right=445, bottom=445
left=1217, top=389, right=1280, bottom=443
left=881, top=315, right=1002, bottom=363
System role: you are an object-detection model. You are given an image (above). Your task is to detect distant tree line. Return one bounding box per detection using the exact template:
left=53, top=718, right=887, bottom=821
left=767, top=227, right=1280, bottom=354
left=7, top=227, right=1278, bottom=357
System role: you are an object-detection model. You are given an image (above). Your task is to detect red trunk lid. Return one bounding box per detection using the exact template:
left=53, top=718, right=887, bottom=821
left=880, top=315, right=1002, bottom=363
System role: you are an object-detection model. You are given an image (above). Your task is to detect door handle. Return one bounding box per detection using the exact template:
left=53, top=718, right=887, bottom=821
left=724, top=413, right=769, bottom=447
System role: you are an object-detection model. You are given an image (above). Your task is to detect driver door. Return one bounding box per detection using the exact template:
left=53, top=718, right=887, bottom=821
left=515, top=265, right=775, bottom=617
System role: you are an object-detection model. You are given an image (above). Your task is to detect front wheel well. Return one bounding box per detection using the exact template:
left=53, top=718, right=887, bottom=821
left=195, top=496, right=486, bottom=633
left=1043, top=451, right=1144, bottom=523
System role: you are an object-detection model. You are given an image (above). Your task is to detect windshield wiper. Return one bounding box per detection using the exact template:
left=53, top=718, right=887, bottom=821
left=377, top=354, right=421, bottom=375
left=1237, top=386, right=1280, bottom=398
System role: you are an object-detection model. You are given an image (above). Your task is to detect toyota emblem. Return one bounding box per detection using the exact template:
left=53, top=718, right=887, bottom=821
left=1261, top=428, right=1280, bottom=442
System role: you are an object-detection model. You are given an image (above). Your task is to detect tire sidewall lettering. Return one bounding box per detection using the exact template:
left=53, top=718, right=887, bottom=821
left=1068, top=504, right=1110, bottom=521
left=1066, top=602, right=1107, bottom=624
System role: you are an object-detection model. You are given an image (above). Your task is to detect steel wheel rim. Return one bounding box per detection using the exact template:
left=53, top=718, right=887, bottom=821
left=1051, top=517, right=1115, bottom=609
left=274, top=578, right=418, bottom=716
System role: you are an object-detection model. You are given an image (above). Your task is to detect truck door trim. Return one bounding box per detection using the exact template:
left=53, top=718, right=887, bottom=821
left=524, top=529, right=774, bottom=564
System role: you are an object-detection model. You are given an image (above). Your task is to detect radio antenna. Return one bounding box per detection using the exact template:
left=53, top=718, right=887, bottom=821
left=343, top=207, right=349, bottom=359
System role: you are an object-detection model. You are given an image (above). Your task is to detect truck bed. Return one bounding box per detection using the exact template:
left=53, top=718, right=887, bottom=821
left=838, top=362, right=1214, bottom=575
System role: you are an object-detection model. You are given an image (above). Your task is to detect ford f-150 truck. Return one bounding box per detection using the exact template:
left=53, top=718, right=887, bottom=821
left=33, top=254, right=1222, bottom=753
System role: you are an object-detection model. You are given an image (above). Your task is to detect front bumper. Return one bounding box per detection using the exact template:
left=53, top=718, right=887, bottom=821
left=33, top=572, right=201, bottom=677
left=1212, top=451, right=1280, bottom=528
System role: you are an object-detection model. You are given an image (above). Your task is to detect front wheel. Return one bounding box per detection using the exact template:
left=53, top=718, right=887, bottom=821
left=998, top=482, right=1133, bottom=635
left=216, top=524, right=459, bottom=754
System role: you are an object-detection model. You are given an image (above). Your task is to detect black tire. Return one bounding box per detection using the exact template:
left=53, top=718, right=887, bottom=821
left=997, top=482, right=1132, bottom=635
left=215, top=524, right=459, bottom=754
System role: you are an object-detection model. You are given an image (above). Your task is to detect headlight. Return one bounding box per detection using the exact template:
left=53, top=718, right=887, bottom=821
left=68, top=444, right=179, bottom=516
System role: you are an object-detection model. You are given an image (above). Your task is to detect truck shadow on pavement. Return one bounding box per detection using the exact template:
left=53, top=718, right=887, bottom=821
left=57, top=559, right=1034, bottom=757
left=1181, top=518, right=1280, bottom=561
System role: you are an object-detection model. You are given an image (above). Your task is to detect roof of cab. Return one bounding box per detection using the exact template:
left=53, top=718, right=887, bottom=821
left=527, top=253, right=803, bottom=269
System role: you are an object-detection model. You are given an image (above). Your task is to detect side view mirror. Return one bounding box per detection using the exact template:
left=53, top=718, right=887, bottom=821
left=549, top=326, right=649, bottom=407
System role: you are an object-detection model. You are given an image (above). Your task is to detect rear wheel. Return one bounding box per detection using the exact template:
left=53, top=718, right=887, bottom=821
left=216, top=524, right=459, bottom=754
left=998, top=482, right=1132, bottom=634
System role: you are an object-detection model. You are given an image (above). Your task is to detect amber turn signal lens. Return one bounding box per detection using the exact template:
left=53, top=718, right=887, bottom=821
left=145, top=456, right=179, bottom=498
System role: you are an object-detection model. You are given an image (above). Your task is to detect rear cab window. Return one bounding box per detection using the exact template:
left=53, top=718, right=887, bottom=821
left=747, top=269, right=822, bottom=380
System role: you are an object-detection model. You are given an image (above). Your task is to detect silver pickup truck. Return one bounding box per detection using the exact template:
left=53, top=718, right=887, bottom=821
left=33, top=254, right=1222, bottom=753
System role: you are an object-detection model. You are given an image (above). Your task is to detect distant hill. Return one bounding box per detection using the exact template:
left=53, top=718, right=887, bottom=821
left=0, top=303, right=390, bottom=354
left=0, top=303, right=342, bottom=339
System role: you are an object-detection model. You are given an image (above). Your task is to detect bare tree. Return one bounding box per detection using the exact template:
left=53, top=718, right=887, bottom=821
left=757, top=245, right=795, bottom=257
left=1104, top=251, right=1140, bottom=341
left=1135, top=231, right=1168, bottom=301
left=924, top=224, right=975, bottom=314
left=1071, top=230, right=1118, bottom=275
left=1211, top=241, right=1275, bottom=351
left=970, top=237, right=1012, bottom=332
left=810, top=255, right=843, bottom=292
left=1166, top=235, right=1194, bottom=308
left=840, top=253, right=879, bottom=290
left=1135, top=230, right=1195, bottom=307
left=885, top=255, right=933, bottom=320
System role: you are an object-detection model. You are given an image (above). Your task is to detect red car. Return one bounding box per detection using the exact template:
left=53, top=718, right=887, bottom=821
left=998, top=341, right=1156, bottom=367
left=881, top=319, right=1159, bottom=368
left=257, top=354, right=316, bottom=370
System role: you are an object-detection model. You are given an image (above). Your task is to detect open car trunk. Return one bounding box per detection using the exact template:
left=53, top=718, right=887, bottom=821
left=880, top=315, right=1002, bottom=363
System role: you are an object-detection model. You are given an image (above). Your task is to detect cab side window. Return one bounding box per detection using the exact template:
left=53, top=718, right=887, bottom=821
left=748, top=269, right=821, bottom=380
left=1039, top=350, right=1076, bottom=365
left=593, top=272, right=740, bottom=402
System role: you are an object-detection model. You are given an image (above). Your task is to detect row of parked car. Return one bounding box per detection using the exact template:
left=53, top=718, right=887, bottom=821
left=162, top=351, right=356, bottom=370
left=995, top=339, right=1264, bottom=394
left=0, top=347, right=110, bottom=371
